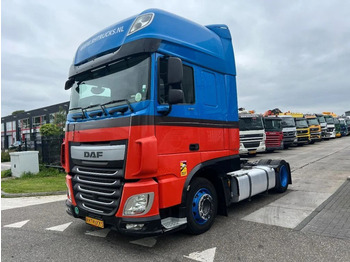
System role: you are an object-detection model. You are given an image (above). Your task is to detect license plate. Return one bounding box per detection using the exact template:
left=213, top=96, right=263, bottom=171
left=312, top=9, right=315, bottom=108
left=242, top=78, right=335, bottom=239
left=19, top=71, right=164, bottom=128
left=248, top=150, right=257, bottom=154
left=86, top=216, right=104, bottom=228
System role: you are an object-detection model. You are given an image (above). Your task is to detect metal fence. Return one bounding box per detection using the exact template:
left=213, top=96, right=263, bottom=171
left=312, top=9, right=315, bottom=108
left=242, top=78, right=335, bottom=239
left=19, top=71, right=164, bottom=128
left=16, top=135, right=64, bottom=167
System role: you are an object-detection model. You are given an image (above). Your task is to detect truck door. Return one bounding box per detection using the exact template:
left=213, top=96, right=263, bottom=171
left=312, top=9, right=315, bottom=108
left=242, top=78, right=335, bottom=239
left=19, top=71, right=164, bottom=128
left=155, top=56, right=200, bottom=156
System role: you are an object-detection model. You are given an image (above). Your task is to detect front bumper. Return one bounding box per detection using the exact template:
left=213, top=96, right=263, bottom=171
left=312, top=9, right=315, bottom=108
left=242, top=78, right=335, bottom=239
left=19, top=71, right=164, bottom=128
left=66, top=199, right=165, bottom=236
left=296, top=136, right=310, bottom=144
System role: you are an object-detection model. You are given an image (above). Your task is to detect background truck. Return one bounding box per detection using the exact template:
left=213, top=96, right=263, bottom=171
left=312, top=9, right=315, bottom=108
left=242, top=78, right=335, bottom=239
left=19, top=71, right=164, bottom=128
left=346, top=118, right=350, bottom=136
left=238, top=110, right=266, bottom=155
left=315, top=113, right=329, bottom=139
left=305, top=115, right=321, bottom=143
left=334, top=118, right=341, bottom=138
left=323, top=112, right=336, bottom=138
left=62, top=9, right=291, bottom=236
left=264, top=108, right=296, bottom=149
left=263, top=116, right=283, bottom=151
left=280, top=112, right=310, bottom=145
left=339, top=118, right=349, bottom=136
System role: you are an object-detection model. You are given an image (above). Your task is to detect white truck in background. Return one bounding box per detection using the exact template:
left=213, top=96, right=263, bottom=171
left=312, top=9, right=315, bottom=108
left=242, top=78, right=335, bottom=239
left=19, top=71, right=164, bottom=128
left=239, top=109, right=266, bottom=155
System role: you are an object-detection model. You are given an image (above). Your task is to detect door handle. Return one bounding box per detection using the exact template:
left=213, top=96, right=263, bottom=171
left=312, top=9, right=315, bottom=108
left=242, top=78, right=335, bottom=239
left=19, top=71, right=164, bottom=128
left=189, top=143, right=199, bottom=151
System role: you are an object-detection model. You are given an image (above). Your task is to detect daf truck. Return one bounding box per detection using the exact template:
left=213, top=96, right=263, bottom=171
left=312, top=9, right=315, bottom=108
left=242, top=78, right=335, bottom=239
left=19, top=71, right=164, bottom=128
left=62, top=9, right=291, bottom=236
left=238, top=110, right=266, bottom=155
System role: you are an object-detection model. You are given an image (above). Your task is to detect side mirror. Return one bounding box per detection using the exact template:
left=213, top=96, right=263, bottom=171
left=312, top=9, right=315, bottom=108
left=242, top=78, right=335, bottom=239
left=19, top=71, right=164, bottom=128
left=168, top=89, right=184, bottom=104
left=167, top=57, right=183, bottom=85
left=65, top=79, right=75, bottom=90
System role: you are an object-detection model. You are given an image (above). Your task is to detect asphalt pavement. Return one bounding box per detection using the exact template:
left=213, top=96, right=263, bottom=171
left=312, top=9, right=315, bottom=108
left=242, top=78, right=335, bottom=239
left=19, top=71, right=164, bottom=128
left=1, top=136, right=350, bottom=261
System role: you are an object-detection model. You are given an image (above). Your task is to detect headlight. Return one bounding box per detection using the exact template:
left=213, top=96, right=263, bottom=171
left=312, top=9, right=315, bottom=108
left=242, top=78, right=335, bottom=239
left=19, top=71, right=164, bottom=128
left=128, top=13, right=154, bottom=35
left=123, top=192, right=154, bottom=216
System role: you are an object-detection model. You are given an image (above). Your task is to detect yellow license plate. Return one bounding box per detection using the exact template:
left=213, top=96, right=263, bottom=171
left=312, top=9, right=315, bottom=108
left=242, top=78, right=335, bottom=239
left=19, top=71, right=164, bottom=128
left=248, top=150, right=257, bottom=155
left=86, top=217, right=104, bottom=228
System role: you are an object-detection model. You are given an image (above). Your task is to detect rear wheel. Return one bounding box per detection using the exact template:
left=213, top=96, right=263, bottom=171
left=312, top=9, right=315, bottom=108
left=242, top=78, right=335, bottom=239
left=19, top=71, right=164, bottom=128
left=185, top=177, right=218, bottom=235
left=270, top=160, right=289, bottom=193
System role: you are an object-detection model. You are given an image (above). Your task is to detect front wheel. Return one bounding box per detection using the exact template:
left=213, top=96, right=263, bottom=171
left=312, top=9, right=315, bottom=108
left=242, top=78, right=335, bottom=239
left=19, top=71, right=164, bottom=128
left=185, top=177, right=218, bottom=235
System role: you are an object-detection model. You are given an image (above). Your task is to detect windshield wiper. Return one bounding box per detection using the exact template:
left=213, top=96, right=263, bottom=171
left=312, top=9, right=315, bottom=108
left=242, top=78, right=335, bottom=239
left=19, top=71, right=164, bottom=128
left=69, top=107, right=86, bottom=119
left=102, top=99, right=134, bottom=113
left=82, top=103, right=108, bottom=116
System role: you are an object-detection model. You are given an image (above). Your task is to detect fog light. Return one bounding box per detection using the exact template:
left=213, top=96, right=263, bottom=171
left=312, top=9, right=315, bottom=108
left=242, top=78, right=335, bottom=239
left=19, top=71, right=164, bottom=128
left=126, top=223, right=145, bottom=230
left=123, top=193, right=154, bottom=216
left=74, top=207, right=79, bottom=215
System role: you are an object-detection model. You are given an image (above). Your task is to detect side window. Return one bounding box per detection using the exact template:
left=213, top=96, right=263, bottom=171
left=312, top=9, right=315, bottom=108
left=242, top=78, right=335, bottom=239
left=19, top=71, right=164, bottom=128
left=158, top=58, right=195, bottom=104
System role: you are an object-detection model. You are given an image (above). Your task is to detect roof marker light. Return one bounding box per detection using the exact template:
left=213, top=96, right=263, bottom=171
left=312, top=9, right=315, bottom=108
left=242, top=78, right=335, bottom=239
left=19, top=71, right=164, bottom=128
left=127, top=13, right=154, bottom=36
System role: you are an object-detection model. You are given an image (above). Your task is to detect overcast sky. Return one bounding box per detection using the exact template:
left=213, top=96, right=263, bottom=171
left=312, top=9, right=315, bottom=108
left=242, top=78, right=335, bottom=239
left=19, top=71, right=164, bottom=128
left=2, top=0, right=350, bottom=117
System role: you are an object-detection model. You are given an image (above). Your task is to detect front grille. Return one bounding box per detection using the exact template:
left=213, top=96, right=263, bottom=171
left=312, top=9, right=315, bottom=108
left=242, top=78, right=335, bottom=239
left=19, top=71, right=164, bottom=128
left=310, top=128, right=319, bottom=132
left=243, top=142, right=260, bottom=148
left=297, top=130, right=308, bottom=134
left=283, top=131, right=295, bottom=137
left=240, top=133, right=263, bottom=138
left=327, top=127, right=334, bottom=132
left=72, top=166, right=123, bottom=216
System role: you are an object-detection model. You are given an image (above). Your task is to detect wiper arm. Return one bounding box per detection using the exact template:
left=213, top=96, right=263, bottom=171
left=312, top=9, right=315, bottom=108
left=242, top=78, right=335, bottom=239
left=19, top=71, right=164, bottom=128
left=82, top=103, right=108, bottom=116
left=69, top=107, right=86, bottom=119
left=102, top=99, right=134, bottom=113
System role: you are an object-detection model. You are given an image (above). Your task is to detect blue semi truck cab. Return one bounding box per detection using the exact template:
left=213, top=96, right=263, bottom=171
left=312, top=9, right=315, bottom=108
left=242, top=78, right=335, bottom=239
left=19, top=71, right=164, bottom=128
left=63, top=9, right=291, bottom=236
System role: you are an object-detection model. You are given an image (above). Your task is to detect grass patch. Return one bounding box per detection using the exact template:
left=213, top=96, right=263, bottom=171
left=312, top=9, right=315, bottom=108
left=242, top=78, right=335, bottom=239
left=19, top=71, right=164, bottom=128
left=1, top=169, right=12, bottom=178
left=1, top=166, right=66, bottom=194
left=1, top=151, right=11, bottom=162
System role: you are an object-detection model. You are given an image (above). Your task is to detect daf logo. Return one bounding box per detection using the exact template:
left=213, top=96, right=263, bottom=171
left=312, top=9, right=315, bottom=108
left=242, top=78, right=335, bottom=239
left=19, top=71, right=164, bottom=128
left=84, top=152, right=103, bottom=158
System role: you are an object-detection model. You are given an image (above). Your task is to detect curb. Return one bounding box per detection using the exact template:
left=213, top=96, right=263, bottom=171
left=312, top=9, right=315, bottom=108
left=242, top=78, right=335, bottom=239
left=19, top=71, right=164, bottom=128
left=1, top=190, right=66, bottom=198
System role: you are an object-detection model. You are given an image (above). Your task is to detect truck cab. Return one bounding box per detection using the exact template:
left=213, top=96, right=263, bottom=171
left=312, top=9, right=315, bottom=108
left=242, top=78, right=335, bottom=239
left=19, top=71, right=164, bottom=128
left=281, top=112, right=310, bottom=145
left=339, top=118, right=348, bottom=136
left=263, top=116, right=283, bottom=151
left=333, top=118, right=341, bottom=137
left=346, top=118, right=350, bottom=136
left=323, top=113, right=336, bottom=138
left=278, top=114, right=297, bottom=148
left=62, top=9, right=291, bottom=236
left=238, top=111, right=266, bottom=155
left=305, top=115, right=321, bottom=143
left=315, top=114, right=329, bottom=139
left=295, top=117, right=311, bottom=144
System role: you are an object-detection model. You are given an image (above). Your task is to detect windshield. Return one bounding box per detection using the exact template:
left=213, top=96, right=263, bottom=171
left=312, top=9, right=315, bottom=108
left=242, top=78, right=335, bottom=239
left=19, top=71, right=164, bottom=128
left=317, top=116, right=326, bottom=123
left=325, top=116, right=335, bottom=124
left=281, top=117, right=295, bottom=128
left=295, top=119, right=308, bottom=128
left=264, top=119, right=282, bottom=131
left=334, top=118, right=340, bottom=124
left=239, top=116, right=264, bottom=131
left=69, top=55, right=150, bottom=112
left=307, top=118, right=319, bottom=125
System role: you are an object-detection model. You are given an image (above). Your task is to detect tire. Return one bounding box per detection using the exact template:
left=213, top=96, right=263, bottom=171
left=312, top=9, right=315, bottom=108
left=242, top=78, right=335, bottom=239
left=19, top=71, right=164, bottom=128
left=270, top=160, right=289, bottom=193
left=185, top=177, right=218, bottom=235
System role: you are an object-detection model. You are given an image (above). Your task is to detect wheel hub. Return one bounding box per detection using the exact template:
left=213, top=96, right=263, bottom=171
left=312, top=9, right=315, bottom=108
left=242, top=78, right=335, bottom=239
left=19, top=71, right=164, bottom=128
left=192, top=188, right=213, bottom=224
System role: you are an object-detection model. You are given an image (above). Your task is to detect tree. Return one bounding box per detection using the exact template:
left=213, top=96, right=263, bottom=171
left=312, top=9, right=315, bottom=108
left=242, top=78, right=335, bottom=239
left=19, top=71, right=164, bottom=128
left=12, top=110, right=25, bottom=116
left=53, top=106, right=67, bottom=128
left=40, top=123, right=62, bottom=137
